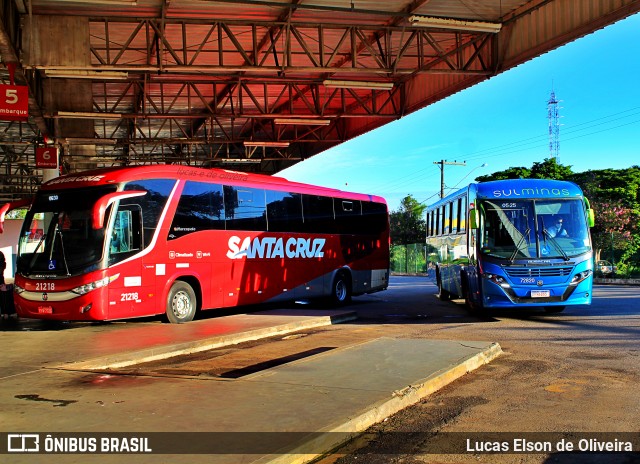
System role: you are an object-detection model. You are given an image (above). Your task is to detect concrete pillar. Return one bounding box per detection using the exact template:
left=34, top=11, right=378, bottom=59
left=22, top=15, right=97, bottom=173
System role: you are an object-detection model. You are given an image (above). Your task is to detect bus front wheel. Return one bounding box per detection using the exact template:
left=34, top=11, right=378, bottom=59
left=331, top=272, right=352, bottom=306
left=166, top=281, right=197, bottom=323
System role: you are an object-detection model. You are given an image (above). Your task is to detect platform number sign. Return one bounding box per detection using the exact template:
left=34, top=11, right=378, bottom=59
left=0, top=84, right=29, bottom=121
left=36, top=147, right=59, bottom=169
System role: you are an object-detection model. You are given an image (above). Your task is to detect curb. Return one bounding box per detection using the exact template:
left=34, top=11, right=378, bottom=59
left=594, top=278, right=640, bottom=286
left=52, top=311, right=357, bottom=371
left=258, top=341, right=503, bottom=464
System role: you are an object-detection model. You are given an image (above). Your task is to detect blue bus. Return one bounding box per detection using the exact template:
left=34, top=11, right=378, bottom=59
left=426, top=179, right=595, bottom=313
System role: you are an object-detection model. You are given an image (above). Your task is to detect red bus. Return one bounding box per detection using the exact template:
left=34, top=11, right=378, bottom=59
left=12, top=165, right=389, bottom=323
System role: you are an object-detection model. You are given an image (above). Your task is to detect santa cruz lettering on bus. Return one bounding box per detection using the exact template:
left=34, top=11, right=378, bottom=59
left=227, top=236, right=325, bottom=260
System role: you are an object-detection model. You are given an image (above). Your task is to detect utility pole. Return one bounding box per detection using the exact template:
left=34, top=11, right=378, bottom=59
left=433, top=160, right=466, bottom=198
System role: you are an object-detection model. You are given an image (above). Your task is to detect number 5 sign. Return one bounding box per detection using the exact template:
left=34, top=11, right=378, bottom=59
left=0, top=84, right=29, bottom=121
left=36, top=147, right=59, bottom=169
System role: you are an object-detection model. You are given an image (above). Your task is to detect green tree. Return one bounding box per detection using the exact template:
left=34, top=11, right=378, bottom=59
left=530, top=158, right=574, bottom=179
left=476, top=158, right=573, bottom=182
left=476, top=166, right=530, bottom=182
left=389, top=195, right=426, bottom=245
left=570, top=167, right=640, bottom=269
left=389, top=195, right=427, bottom=274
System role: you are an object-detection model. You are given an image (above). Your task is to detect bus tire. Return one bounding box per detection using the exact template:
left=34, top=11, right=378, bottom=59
left=165, top=281, right=197, bottom=324
left=544, top=306, right=566, bottom=313
left=437, top=278, right=450, bottom=301
left=462, top=277, right=477, bottom=310
left=331, top=271, right=352, bottom=306
left=467, top=290, right=490, bottom=318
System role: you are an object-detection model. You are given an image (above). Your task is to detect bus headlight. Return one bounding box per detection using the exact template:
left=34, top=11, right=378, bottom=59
left=71, top=275, right=117, bottom=296
left=14, top=284, right=25, bottom=295
left=484, top=273, right=510, bottom=288
left=571, top=270, right=592, bottom=285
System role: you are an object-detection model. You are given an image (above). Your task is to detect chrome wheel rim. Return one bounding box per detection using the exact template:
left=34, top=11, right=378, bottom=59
left=172, top=290, right=192, bottom=318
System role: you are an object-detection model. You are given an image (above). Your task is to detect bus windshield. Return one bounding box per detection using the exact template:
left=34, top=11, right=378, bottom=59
left=17, top=186, right=117, bottom=276
left=479, top=198, right=591, bottom=260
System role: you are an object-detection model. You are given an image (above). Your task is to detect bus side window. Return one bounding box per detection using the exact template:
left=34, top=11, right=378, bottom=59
left=334, top=198, right=361, bottom=234
left=451, top=201, right=458, bottom=234
left=225, top=186, right=267, bottom=231
left=458, top=197, right=466, bottom=232
left=266, top=191, right=303, bottom=232
left=109, top=206, right=142, bottom=261
left=361, top=201, right=387, bottom=236
left=301, top=195, right=335, bottom=234
left=124, top=179, right=175, bottom=248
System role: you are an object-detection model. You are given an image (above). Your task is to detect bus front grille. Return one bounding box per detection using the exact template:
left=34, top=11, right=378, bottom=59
left=505, top=267, right=574, bottom=278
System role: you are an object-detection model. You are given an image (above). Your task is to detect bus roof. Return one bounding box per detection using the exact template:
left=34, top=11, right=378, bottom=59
left=40, top=165, right=386, bottom=205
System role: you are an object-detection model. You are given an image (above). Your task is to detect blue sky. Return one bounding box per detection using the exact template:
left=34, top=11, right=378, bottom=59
left=281, top=13, right=640, bottom=212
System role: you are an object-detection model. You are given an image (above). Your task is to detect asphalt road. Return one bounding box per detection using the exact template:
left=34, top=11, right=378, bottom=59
left=2, top=276, right=638, bottom=463
left=320, top=277, right=640, bottom=464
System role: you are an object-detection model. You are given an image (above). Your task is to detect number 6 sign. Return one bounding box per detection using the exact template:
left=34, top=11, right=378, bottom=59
left=36, top=147, right=59, bottom=168
left=0, top=83, right=29, bottom=121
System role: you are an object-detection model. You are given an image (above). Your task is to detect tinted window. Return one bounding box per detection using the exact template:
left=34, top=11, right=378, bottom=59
left=458, top=197, right=467, bottom=233
left=224, top=186, right=267, bottom=231
left=335, top=198, right=361, bottom=234
left=169, top=181, right=224, bottom=240
left=124, top=179, right=175, bottom=247
left=301, top=195, right=335, bottom=233
left=108, top=205, right=143, bottom=265
left=361, top=201, right=388, bottom=235
left=443, top=203, right=451, bottom=235
left=266, top=191, right=303, bottom=232
left=451, top=200, right=458, bottom=234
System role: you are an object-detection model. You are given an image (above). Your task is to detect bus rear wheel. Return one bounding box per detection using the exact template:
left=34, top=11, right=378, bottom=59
left=331, top=272, right=352, bottom=306
left=166, top=281, right=197, bottom=323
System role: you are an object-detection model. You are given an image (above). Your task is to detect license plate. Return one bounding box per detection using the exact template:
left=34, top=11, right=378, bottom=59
left=38, top=306, right=53, bottom=314
left=531, top=290, right=550, bottom=298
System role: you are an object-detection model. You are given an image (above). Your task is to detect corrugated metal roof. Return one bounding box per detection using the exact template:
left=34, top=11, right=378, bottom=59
left=1, top=0, right=639, bottom=200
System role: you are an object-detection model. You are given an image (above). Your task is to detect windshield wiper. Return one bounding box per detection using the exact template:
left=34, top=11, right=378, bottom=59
left=56, top=227, right=72, bottom=276
left=542, top=228, right=569, bottom=261
left=509, top=227, right=531, bottom=262
left=26, top=233, right=47, bottom=272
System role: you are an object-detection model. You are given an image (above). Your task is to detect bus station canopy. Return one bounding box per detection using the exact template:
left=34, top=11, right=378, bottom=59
left=0, top=0, right=639, bottom=201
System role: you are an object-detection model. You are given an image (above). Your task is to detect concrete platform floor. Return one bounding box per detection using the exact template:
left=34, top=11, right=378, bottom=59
left=0, top=309, right=501, bottom=463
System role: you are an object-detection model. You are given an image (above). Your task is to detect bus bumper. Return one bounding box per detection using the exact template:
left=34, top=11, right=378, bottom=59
left=14, top=287, right=109, bottom=321
left=481, top=275, right=593, bottom=308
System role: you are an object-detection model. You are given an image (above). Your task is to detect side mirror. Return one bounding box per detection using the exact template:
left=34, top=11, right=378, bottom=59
left=469, top=208, right=479, bottom=229
left=92, top=191, right=146, bottom=229
left=583, top=198, right=595, bottom=228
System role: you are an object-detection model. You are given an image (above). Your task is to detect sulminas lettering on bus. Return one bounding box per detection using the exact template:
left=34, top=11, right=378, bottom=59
left=492, top=187, right=571, bottom=198
left=227, top=236, right=325, bottom=260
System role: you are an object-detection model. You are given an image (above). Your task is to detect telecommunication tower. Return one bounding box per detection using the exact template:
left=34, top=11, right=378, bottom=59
left=547, top=89, right=561, bottom=160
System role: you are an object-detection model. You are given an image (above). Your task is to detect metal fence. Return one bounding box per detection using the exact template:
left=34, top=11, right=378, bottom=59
left=390, top=243, right=427, bottom=275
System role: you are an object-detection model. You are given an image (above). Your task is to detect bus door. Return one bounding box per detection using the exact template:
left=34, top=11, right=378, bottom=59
left=106, top=204, right=156, bottom=319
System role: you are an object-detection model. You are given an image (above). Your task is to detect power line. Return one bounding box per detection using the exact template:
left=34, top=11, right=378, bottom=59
left=374, top=105, right=640, bottom=196
left=433, top=160, right=466, bottom=198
